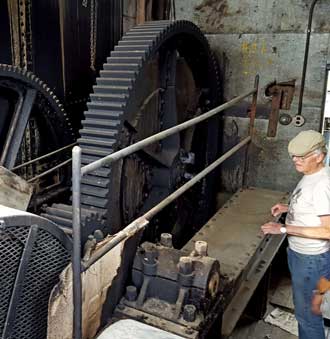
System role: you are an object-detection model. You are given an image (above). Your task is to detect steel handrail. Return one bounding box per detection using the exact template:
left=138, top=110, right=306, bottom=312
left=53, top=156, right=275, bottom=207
left=82, top=136, right=251, bottom=270
left=12, top=142, right=76, bottom=171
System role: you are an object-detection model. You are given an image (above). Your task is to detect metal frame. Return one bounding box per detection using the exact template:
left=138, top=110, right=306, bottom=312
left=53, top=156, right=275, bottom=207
left=0, top=214, right=72, bottom=338
left=71, top=75, right=259, bottom=339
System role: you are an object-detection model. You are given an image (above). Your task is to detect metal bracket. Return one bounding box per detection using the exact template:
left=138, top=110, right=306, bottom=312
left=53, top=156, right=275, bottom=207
left=266, top=80, right=296, bottom=137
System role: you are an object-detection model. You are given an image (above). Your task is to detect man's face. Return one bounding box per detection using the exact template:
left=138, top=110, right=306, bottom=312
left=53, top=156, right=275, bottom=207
left=291, top=151, right=324, bottom=174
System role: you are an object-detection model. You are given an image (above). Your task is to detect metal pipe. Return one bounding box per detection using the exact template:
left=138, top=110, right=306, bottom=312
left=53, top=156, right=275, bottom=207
left=82, top=136, right=251, bottom=270
left=249, top=75, right=259, bottom=135
left=12, top=142, right=77, bottom=171
left=72, top=146, right=82, bottom=339
left=81, top=89, right=256, bottom=175
left=244, top=75, right=259, bottom=187
left=297, top=0, right=319, bottom=116
left=27, top=158, right=71, bottom=183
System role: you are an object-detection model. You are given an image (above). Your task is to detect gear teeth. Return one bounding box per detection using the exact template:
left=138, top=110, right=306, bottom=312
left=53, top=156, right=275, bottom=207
left=81, top=175, right=110, bottom=188
left=118, top=40, right=154, bottom=46
left=80, top=194, right=108, bottom=209
left=84, top=110, right=123, bottom=119
left=96, top=77, right=134, bottom=87
left=87, top=101, right=125, bottom=110
left=81, top=185, right=108, bottom=198
left=90, top=93, right=128, bottom=102
left=41, top=204, right=106, bottom=239
left=111, top=50, right=147, bottom=58
left=103, top=63, right=140, bottom=71
left=80, top=128, right=119, bottom=140
left=122, top=35, right=157, bottom=41
left=93, top=85, right=132, bottom=95
left=78, top=138, right=116, bottom=149
left=114, top=45, right=150, bottom=52
left=100, top=70, right=137, bottom=78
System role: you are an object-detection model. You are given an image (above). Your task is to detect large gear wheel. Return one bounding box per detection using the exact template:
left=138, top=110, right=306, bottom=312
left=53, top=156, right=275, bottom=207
left=0, top=64, right=75, bottom=207
left=44, top=20, right=221, bottom=245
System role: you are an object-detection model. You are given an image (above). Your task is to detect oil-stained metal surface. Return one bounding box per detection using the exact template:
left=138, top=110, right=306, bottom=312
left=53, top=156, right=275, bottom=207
left=183, top=187, right=288, bottom=290
left=0, top=166, right=33, bottom=210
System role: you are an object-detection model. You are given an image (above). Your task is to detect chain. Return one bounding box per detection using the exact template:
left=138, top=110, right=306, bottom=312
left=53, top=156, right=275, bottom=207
left=90, top=0, right=98, bottom=71
left=25, top=0, right=33, bottom=70
left=18, top=0, right=27, bottom=69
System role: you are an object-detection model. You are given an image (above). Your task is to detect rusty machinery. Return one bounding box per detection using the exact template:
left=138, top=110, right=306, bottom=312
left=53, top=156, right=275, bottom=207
left=0, top=8, right=224, bottom=337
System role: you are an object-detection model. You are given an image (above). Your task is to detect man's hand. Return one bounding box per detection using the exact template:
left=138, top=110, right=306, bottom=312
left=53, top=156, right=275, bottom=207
left=271, top=203, right=289, bottom=217
left=261, top=222, right=282, bottom=235
left=311, top=292, right=323, bottom=315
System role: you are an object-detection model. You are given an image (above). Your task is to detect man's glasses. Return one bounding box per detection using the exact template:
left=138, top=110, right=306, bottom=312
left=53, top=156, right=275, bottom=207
left=289, top=151, right=317, bottom=161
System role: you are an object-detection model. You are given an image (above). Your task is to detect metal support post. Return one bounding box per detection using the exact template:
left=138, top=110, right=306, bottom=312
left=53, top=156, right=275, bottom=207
left=249, top=75, right=259, bottom=136
left=72, top=146, right=82, bottom=339
left=243, top=75, right=259, bottom=187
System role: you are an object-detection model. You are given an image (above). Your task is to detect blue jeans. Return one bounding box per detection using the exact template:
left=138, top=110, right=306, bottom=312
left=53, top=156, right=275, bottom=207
left=287, top=248, right=330, bottom=339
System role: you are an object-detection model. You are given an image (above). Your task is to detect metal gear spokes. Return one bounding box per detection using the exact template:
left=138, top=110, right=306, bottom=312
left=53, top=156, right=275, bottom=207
left=44, top=20, right=221, bottom=245
left=0, top=64, right=74, bottom=206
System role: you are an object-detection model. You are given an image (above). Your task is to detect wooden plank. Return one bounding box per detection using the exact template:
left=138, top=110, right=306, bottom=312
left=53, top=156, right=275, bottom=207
left=0, top=166, right=33, bottom=210
left=136, top=0, right=146, bottom=24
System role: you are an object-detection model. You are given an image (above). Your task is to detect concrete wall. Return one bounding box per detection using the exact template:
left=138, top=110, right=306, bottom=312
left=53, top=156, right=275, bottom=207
left=176, top=0, right=330, bottom=192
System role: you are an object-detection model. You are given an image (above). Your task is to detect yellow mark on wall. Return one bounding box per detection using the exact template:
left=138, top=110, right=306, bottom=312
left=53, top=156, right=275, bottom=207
left=241, top=41, right=273, bottom=76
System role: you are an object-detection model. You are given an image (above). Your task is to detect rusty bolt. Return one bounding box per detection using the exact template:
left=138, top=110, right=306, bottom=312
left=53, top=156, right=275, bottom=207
left=183, top=304, right=197, bottom=322
left=178, top=257, right=193, bottom=275
left=160, top=233, right=173, bottom=247
left=143, top=244, right=158, bottom=264
left=125, top=285, right=137, bottom=302
left=195, top=240, right=208, bottom=256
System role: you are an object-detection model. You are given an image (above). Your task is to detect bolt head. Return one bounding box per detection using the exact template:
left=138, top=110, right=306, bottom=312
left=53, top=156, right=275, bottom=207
left=178, top=256, right=193, bottom=275
left=183, top=304, right=197, bottom=322
left=194, top=240, right=208, bottom=256
left=160, top=233, right=173, bottom=247
left=125, top=285, right=137, bottom=301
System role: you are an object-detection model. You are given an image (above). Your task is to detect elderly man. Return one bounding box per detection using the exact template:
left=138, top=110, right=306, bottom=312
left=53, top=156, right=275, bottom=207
left=261, top=130, right=330, bottom=339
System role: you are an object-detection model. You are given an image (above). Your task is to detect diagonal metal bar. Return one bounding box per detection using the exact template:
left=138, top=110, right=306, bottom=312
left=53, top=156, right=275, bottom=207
left=12, top=142, right=76, bottom=171
left=0, top=88, right=37, bottom=169
left=2, top=225, right=39, bottom=338
left=27, top=158, right=71, bottom=183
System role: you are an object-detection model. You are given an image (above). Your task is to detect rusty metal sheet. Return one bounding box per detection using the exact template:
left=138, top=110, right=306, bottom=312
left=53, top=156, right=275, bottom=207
left=0, top=166, right=33, bottom=210
left=183, top=187, right=288, bottom=285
